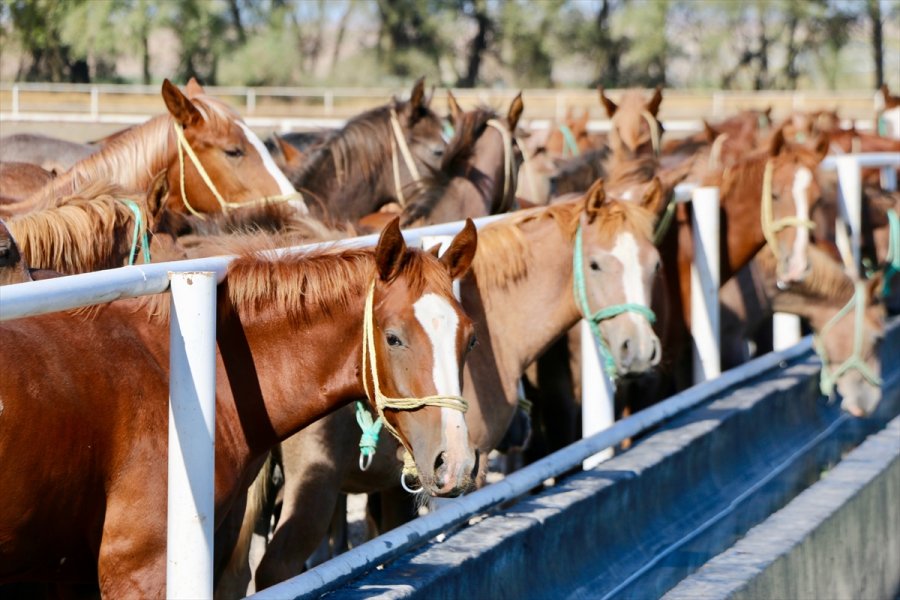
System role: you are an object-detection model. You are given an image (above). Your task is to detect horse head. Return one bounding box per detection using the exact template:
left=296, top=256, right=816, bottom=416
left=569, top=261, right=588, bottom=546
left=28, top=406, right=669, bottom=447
left=576, top=178, right=663, bottom=376
left=599, top=85, right=664, bottom=159
left=161, top=78, right=301, bottom=218
left=545, top=106, right=591, bottom=158
left=364, top=218, right=479, bottom=496
left=815, top=273, right=885, bottom=417
left=761, top=126, right=829, bottom=287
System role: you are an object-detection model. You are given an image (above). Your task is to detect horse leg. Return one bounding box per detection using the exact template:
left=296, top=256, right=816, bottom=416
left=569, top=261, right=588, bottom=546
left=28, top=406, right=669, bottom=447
left=369, top=486, right=420, bottom=534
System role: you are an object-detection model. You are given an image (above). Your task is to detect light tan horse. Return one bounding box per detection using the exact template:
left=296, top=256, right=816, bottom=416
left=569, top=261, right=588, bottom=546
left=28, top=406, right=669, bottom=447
left=0, top=79, right=299, bottom=221
left=219, top=179, right=664, bottom=596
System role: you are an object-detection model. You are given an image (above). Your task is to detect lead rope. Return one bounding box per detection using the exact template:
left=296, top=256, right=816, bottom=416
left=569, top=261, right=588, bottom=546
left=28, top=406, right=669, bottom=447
left=119, top=199, right=151, bottom=265
left=814, top=281, right=882, bottom=397
left=389, top=108, right=423, bottom=208
left=486, top=119, right=516, bottom=212
left=883, top=209, right=900, bottom=297
left=360, top=278, right=468, bottom=490
left=572, top=222, right=657, bottom=380
left=640, top=110, right=661, bottom=157
left=760, top=159, right=816, bottom=263
left=558, top=124, right=581, bottom=158
left=173, top=122, right=305, bottom=219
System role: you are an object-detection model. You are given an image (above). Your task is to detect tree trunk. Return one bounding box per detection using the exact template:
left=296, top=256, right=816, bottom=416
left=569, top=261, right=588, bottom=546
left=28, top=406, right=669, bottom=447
left=228, top=0, right=246, bottom=44
left=330, top=1, right=355, bottom=73
left=868, top=0, right=883, bottom=88
left=784, top=7, right=800, bottom=89
left=459, top=0, right=490, bottom=87
left=753, top=1, right=769, bottom=90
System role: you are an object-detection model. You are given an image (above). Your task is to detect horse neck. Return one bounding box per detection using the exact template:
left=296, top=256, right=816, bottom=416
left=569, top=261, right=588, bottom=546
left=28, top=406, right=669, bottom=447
left=460, top=215, right=579, bottom=448
left=27, top=115, right=173, bottom=209
left=214, top=287, right=366, bottom=471
left=718, top=159, right=771, bottom=280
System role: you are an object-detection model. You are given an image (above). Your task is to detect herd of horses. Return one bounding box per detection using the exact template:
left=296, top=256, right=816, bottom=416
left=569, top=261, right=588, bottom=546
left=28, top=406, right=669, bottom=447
left=0, top=77, right=898, bottom=598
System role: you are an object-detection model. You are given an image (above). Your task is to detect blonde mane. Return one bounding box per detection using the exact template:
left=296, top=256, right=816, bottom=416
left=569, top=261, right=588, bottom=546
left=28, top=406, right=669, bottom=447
left=8, top=182, right=148, bottom=274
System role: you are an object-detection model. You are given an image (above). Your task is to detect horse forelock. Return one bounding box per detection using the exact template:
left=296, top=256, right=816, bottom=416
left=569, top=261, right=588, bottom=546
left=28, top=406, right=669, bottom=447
left=9, top=182, right=146, bottom=274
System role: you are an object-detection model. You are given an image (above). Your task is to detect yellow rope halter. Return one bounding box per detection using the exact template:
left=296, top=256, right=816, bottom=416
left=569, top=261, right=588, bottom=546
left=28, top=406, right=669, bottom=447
left=640, top=110, right=662, bottom=157
left=360, top=278, right=468, bottom=486
left=760, top=159, right=816, bottom=264
left=173, top=122, right=305, bottom=219
left=389, top=108, right=424, bottom=208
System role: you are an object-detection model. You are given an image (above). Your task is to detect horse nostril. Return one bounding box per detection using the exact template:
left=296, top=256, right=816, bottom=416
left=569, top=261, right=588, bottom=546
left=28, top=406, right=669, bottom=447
left=650, top=341, right=660, bottom=365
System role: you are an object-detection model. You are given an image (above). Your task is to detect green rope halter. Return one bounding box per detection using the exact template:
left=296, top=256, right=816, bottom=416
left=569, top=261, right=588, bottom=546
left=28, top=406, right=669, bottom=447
left=813, top=281, right=882, bottom=397
left=355, top=400, right=383, bottom=471
left=573, top=222, right=657, bottom=380
left=883, top=209, right=900, bottom=297
left=558, top=124, right=581, bottom=157
left=119, top=199, right=151, bottom=266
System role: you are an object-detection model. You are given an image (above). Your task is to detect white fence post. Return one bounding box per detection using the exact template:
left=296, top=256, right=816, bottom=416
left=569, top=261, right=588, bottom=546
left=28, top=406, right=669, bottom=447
left=691, top=187, right=721, bottom=383
left=582, top=320, right=615, bottom=468
left=167, top=272, right=217, bottom=600
left=12, top=84, right=19, bottom=117
left=772, top=313, right=802, bottom=351
left=90, top=86, right=99, bottom=119
left=835, top=155, right=862, bottom=279
left=324, top=91, right=334, bottom=116
left=247, top=89, right=256, bottom=115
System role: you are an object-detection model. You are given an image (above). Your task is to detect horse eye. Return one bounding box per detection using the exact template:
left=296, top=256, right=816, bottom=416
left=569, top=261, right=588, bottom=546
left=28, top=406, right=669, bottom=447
left=654, top=261, right=661, bottom=273
left=467, top=335, right=478, bottom=352
left=224, top=147, right=245, bottom=158
left=386, top=333, right=403, bottom=347
left=590, top=260, right=601, bottom=272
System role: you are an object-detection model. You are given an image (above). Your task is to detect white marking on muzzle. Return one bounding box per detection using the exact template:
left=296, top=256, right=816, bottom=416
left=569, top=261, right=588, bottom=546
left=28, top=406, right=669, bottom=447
left=788, top=167, right=813, bottom=280
left=610, top=232, right=648, bottom=329
left=237, top=122, right=303, bottom=199
left=413, top=293, right=469, bottom=464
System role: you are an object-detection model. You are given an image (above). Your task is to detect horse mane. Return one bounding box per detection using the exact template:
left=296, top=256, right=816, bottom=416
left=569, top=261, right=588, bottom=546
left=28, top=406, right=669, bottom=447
left=293, top=97, right=426, bottom=204
left=27, top=94, right=239, bottom=208
left=8, top=181, right=147, bottom=274
left=225, top=239, right=452, bottom=324
left=403, top=107, right=498, bottom=221
left=471, top=197, right=654, bottom=290
left=603, top=153, right=658, bottom=190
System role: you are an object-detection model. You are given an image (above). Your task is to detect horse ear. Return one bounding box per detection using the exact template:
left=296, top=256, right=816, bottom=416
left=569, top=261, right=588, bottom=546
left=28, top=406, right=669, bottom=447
left=598, top=86, right=617, bottom=118
left=640, top=177, right=664, bottom=215
left=375, top=217, right=407, bottom=282
left=447, top=90, right=463, bottom=127
left=768, top=126, right=787, bottom=157
left=507, top=92, right=524, bottom=133
left=812, top=132, right=830, bottom=163
left=276, top=135, right=304, bottom=169
left=584, top=178, right=606, bottom=222
left=646, top=85, right=664, bottom=116
left=185, top=77, right=205, bottom=99
left=162, top=79, right=204, bottom=128
left=425, top=243, right=442, bottom=258
left=702, top=119, right=718, bottom=142
left=440, top=218, right=478, bottom=280
left=145, top=170, right=169, bottom=222
left=409, top=77, right=426, bottom=110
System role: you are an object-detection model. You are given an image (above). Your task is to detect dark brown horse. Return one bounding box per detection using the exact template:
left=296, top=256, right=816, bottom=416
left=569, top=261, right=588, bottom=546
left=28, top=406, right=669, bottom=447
left=0, top=219, right=478, bottom=596
left=285, top=78, right=446, bottom=224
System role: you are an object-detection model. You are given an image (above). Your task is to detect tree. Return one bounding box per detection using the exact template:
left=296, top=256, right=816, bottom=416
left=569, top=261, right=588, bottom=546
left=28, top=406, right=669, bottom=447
left=6, top=0, right=89, bottom=82
left=456, top=0, right=494, bottom=87
left=868, top=0, right=884, bottom=89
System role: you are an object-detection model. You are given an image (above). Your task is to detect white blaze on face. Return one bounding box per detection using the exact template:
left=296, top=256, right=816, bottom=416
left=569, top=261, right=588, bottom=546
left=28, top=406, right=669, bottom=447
left=413, top=293, right=468, bottom=453
left=788, top=167, right=813, bottom=279
left=237, top=122, right=306, bottom=211
left=610, top=232, right=648, bottom=328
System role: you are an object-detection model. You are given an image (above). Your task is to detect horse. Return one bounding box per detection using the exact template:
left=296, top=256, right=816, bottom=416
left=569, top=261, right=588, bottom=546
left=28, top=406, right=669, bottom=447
left=598, top=85, right=664, bottom=159
left=393, top=92, right=523, bottom=227
left=0, top=218, right=478, bottom=597
left=218, top=178, right=664, bottom=596
left=284, top=77, right=446, bottom=224
left=0, top=162, right=56, bottom=205
left=720, top=244, right=885, bottom=417
left=0, top=133, right=98, bottom=172
left=0, top=79, right=299, bottom=222
left=543, top=107, right=595, bottom=158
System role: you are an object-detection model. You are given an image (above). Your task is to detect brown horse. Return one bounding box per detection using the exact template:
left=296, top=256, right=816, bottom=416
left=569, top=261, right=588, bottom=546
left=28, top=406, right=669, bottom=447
left=285, top=78, right=446, bottom=224
left=0, top=219, right=478, bottom=596
left=0, top=79, right=298, bottom=221
left=220, top=179, right=664, bottom=595
left=0, top=162, right=56, bottom=205
left=396, top=92, right=523, bottom=227
left=720, top=244, right=885, bottom=416
left=543, top=107, right=595, bottom=158
left=598, top=85, right=664, bottom=159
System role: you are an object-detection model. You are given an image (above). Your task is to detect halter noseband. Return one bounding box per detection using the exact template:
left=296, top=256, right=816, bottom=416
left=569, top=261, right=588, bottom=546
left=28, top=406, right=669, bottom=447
left=358, top=278, right=468, bottom=486
left=760, top=159, right=816, bottom=267
left=558, top=123, right=581, bottom=158
left=173, top=122, right=305, bottom=219
left=573, top=221, right=657, bottom=380
left=814, top=281, right=882, bottom=397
